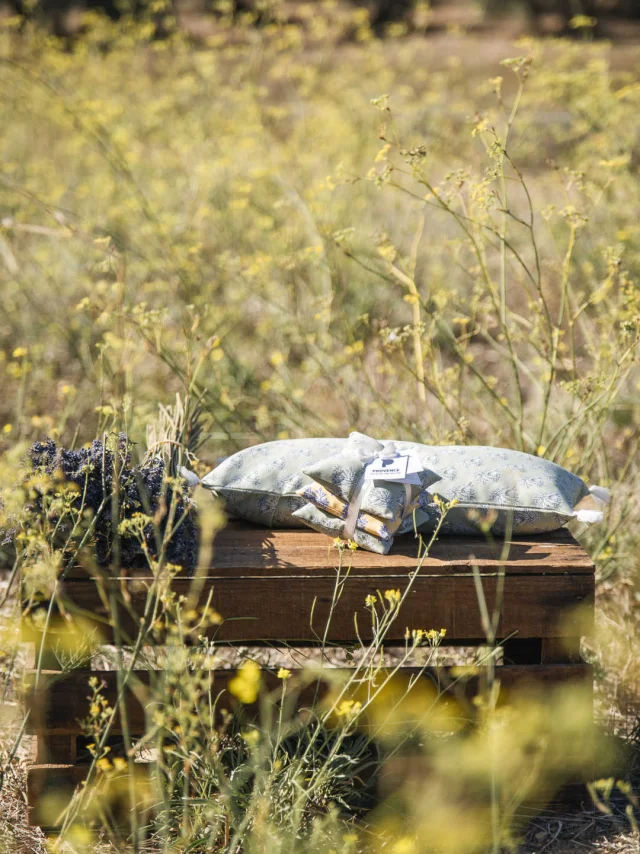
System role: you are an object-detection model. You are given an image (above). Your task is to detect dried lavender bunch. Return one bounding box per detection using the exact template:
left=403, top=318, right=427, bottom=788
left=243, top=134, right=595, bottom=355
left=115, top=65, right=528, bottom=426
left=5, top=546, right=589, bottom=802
left=28, top=434, right=198, bottom=573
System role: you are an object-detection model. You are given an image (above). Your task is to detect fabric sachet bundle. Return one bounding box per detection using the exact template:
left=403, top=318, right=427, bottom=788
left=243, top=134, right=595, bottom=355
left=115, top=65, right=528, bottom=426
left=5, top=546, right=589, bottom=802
left=291, top=433, right=441, bottom=553
left=293, top=482, right=426, bottom=553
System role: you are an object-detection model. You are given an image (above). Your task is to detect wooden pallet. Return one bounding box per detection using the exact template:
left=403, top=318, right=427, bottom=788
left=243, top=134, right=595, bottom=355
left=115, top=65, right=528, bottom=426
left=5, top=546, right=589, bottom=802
left=21, top=522, right=595, bottom=829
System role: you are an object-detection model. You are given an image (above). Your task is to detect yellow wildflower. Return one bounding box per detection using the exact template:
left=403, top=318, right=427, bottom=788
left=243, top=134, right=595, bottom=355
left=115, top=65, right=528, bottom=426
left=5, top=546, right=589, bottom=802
left=375, top=143, right=391, bottom=163
left=336, top=699, right=362, bottom=718
left=384, top=589, right=401, bottom=606
left=393, top=837, right=417, bottom=854
left=241, top=729, right=260, bottom=746
left=228, top=659, right=261, bottom=704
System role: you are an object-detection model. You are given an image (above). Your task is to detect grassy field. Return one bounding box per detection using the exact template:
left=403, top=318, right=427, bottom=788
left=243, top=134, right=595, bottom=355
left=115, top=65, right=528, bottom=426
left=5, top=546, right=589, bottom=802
left=1, top=3, right=640, bottom=852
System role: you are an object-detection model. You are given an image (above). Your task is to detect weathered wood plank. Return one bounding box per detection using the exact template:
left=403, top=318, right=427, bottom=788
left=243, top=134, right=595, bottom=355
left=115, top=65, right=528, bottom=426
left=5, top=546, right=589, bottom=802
left=26, top=764, right=87, bottom=828
left=61, top=525, right=594, bottom=579
left=26, top=762, right=149, bottom=829
left=34, top=735, right=77, bottom=764
left=24, top=663, right=592, bottom=735
left=22, top=569, right=593, bottom=645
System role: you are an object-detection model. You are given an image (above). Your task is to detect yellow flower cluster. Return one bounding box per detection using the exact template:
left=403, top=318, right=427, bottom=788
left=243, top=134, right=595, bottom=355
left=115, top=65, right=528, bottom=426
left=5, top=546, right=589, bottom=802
left=384, top=589, right=401, bottom=606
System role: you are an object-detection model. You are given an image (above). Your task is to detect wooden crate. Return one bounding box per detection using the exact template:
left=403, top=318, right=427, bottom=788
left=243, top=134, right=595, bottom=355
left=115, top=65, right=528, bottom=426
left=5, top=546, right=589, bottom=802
left=21, top=523, right=595, bottom=828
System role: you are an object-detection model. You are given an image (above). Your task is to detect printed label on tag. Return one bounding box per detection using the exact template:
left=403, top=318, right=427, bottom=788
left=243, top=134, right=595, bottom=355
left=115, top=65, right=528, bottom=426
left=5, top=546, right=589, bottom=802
left=365, top=455, right=409, bottom=481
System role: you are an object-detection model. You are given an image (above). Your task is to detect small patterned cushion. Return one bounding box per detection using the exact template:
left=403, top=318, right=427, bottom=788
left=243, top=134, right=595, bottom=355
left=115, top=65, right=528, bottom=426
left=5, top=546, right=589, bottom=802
left=201, top=438, right=347, bottom=527
left=301, top=433, right=440, bottom=521
left=296, top=482, right=422, bottom=539
left=291, top=502, right=393, bottom=554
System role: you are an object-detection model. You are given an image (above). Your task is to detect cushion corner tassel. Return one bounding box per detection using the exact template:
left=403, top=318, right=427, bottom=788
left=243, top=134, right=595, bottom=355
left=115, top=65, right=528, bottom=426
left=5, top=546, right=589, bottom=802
left=589, top=485, right=611, bottom=505
left=572, top=484, right=610, bottom=524
left=179, top=466, right=202, bottom=488
left=573, top=508, right=604, bottom=524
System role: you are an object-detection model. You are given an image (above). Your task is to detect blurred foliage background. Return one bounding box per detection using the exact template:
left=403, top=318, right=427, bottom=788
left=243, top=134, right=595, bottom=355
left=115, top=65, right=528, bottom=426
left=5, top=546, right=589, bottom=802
left=1, top=1, right=640, bottom=851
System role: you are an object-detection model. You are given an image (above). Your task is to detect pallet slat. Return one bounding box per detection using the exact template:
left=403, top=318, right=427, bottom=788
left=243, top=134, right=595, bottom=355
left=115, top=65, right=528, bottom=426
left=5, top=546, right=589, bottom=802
left=62, top=526, right=595, bottom=579
left=23, top=571, right=594, bottom=644
left=26, top=762, right=594, bottom=830
left=24, top=664, right=593, bottom=735
left=27, top=764, right=88, bottom=827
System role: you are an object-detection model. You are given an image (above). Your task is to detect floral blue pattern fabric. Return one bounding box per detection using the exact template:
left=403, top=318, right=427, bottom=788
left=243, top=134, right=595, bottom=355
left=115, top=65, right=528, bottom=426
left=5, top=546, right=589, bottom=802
left=296, top=482, right=424, bottom=540
left=201, top=438, right=347, bottom=527
left=395, top=444, right=590, bottom=536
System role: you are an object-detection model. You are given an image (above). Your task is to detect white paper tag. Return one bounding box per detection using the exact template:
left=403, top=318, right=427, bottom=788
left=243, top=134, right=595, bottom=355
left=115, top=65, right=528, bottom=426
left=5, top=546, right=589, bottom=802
left=406, top=455, right=425, bottom=475
left=365, top=455, right=409, bottom=481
